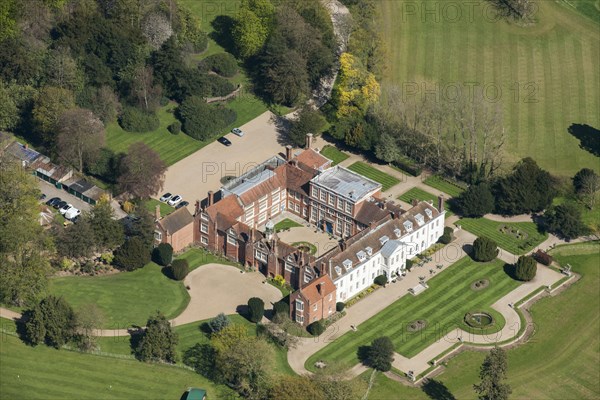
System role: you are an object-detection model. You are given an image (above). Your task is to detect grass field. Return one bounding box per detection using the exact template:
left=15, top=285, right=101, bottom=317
left=306, top=257, right=520, bottom=371
left=320, top=145, right=350, bottom=166
left=347, top=162, right=400, bottom=191
left=398, top=187, right=454, bottom=216
left=423, top=175, right=466, bottom=198
left=378, top=0, right=600, bottom=176
left=0, top=323, right=237, bottom=399
left=352, top=241, right=600, bottom=398
left=458, top=218, right=548, bottom=255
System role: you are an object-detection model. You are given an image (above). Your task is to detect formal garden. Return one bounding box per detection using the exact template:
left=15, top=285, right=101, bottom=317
left=320, top=145, right=350, bottom=166
left=348, top=162, right=400, bottom=192
left=458, top=218, right=548, bottom=255
left=305, top=257, right=520, bottom=371
left=423, top=175, right=466, bottom=198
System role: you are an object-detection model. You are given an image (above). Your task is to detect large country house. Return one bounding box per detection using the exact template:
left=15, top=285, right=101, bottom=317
left=157, top=134, right=446, bottom=326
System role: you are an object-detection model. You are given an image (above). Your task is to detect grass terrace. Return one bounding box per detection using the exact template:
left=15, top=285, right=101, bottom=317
left=423, top=175, right=466, bottom=198
left=398, top=187, right=454, bottom=216
left=306, top=257, right=520, bottom=371
left=348, top=162, right=400, bottom=191
left=178, top=248, right=240, bottom=272
left=320, top=145, right=350, bottom=166
left=457, top=218, right=548, bottom=255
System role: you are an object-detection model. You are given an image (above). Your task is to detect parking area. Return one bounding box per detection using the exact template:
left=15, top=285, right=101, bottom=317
left=161, top=111, right=287, bottom=211
left=38, top=180, right=92, bottom=213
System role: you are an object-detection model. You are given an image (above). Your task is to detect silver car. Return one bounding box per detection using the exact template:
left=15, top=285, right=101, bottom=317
left=231, top=128, right=244, bottom=137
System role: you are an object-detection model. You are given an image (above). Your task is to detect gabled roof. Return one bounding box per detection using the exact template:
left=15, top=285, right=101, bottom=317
left=298, top=274, right=336, bottom=305
left=157, top=207, right=194, bottom=234
left=295, top=148, right=331, bottom=171
left=205, top=195, right=244, bottom=229
left=354, top=200, right=391, bottom=225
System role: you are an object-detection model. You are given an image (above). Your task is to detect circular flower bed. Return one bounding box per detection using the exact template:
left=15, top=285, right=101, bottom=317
left=470, top=278, right=490, bottom=291
left=464, top=311, right=494, bottom=329
left=406, top=319, right=427, bottom=332
left=292, top=241, right=317, bottom=255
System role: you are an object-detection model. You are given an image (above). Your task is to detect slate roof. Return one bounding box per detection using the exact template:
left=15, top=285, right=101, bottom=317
left=157, top=207, right=194, bottom=234
left=311, top=166, right=381, bottom=202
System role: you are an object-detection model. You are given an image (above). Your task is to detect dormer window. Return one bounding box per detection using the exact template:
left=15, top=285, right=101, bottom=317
left=343, top=259, right=353, bottom=269
left=394, top=228, right=402, bottom=238
left=356, top=250, right=366, bottom=262
left=415, top=213, right=425, bottom=226
left=334, top=266, right=342, bottom=275
left=403, top=221, right=413, bottom=232
left=425, top=209, right=433, bottom=218
left=379, top=235, right=389, bottom=245
left=365, top=246, right=373, bottom=256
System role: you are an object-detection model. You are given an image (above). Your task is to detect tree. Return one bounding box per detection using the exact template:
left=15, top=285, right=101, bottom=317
left=544, top=203, right=589, bottom=240
left=573, top=168, right=599, bottom=209
left=273, top=300, right=290, bottom=321
left=473, top=346, right=512, bottom=400
left=439, top=227, right=454, bottom=244
left=313, top=369, right=366, bottom=400
left=32, top=86, right=75, bottom=142
left=142, top=12, right=173, bottom=50
left=0, top=158, right=50, bottom=306
left=0, top=79, right=18, bottom=131
left=128, top=65, right=162, bottom=112
left=248, top=297, right=265, bottom=323
left=78, top=85, right=121, bottom=125
left=55, top=214, right=97, bottom=259
left=24, top=295, right=77, bottom=348
left=374, top=133, right=401, bottom=164
left=456, top=183, right=495, bottom=217
left=335, top=53, right=380, bottom=118
left=308, top=320, right=326, bottom=336
left=198, top=53, right=238, bottom=77
left=208, top=313, right=231, bottom=334
left=75, top=303, right=105, bottom=351
left=57, top=108, right=105, bottom=172
left=113, top=237, right=151, bottom=271
left=152, top=243, right=173, bottom=266
left=126, top=207, right=155, bottom=248
left=118, top=107, right=160, bottom=132
left=0, top=0, right=18, bottom=41
left=494, top=158, right=555, bottom=215
left=366, top=336, right=394, bottom=371
left=472, top=237, right=499, bottom=262
left=374, top=274, right=388, bottom=286
left=169, top=259, right=189, bottom=280
left=490, top=0, right=535, bottom=22
left=288, top=106, right=326, bottom=147
left=232, top=9, right=270, bottom=59
left=177, top=96, right=236, bottom=141
left=270, top=376, right=325, bottom=400
left=336, top=302, right=345, bottom=312
left=118, top=142, right=166, bottom=199
left=515, top=255, right=537, bottom=282
left=262, top=47, right=309, bottom=106
left=136, top=312, right=178, bottom=363
left=89, top=199, right=124, bottom=251
left=44, top=47, right=83, bottom=92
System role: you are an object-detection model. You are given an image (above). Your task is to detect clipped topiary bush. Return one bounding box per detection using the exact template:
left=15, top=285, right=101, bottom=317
left=307, top=320, right=326, bottom=336
left=336, top=302, right=346, bottom=312
left=152, top=243, right=173, bottom=266
left=438, top=227, right=454, bottom=244
left=170, top=259, right=189, bottom=281
left=515, top=255, right=537, bottom=281
left=472, top=236, right=499, bottom=262
left=273, top=300, right=290, bottom=319
left=374, top=274, right=388, bottom=286
left=119, top=107, right=160, bottom=132
left=113, top=237, right=151, bottom=271
left=168, top=121, right=181, bottom=135
left=248, top=297, right=265, bottom=323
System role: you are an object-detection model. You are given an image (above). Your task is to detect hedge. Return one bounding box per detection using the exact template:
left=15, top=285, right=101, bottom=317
left=392, top=156, right=422, bottom=177
left=118, top=107, right=160, bottom=132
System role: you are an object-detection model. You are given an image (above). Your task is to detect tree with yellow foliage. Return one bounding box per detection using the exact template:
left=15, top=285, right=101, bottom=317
left=335, top=53, right=380, bottom=118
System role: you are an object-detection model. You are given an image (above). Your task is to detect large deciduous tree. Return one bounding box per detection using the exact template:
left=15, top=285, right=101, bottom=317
left=129, top=65, right=162, bottom=112
left=55, top=214, right=97, bottom=259
left=57, top=108, right=105, bottom=172
left=573, top=168, right=599, bottom=209
left=32, top=86, right=75, bottom=142
left=118, top=142, right=166, bottom=199
left=473, top=346, right=512, bottom=400
left=231, top=8, right=271, bottom=59
left=142, top=12, right=173, bottom=50
left=0, top=158, right=50, bottom=306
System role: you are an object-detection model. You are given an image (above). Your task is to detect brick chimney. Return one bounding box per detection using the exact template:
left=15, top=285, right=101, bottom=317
left=437, top=195, right=445, bottom=213
left=285, top=145, right=293, bottom=161
left=411, top=199, right=418, bottom=207
left=208, top=191, right=214, bottom=207
left=316, top=281, right=322, bottom=294
left=305, top=133, right=313, bottom=149
left=155, top=204, right=161, bottom=221
left=195, top=200, right=200, bottom=215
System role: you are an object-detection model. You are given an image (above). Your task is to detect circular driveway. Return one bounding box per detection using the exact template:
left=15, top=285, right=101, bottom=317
left=171, top=264, right=282, bottom=326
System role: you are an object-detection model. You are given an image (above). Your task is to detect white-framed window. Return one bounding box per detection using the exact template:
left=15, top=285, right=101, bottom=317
left=295, top=192, right=300, bottom=200
left=328, top=194, right=335, bottom=205
left=303, top=207, right=307, bottom=217
left=345, top=202, right=352, bottom=214
left=295, top=203, right=300, bottom=212
left=313, top=304, right=317, bottom=311
left=296, top=313, right=304, bottom=323
left=201, top=236, right=208, bottom=245
left=271, top=204, right=279, bottom=215
left=227, top=235, right=236, bottom=245
left=154, top=231, right=162, bottom=241
left=285, top=262, right=294, bottom=272
left=296, top=299, right=304, bottom=311
left=320, top=190, right=326, bottom=201
left=200, top=223, right=208, bottom=234
left=304, top=274, right=311, bottom=283
left=337, top=197, right=343, bottom=210
left=200, top=213, right=208, bottom=221
left=258, top=212, right=267, bottom=223
left=255, top=250, right=267, bottom=262
left=258, top=196, right=268, bottom=212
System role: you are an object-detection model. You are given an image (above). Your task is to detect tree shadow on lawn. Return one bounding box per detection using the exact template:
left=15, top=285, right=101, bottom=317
left=503, top=263, right=519, bottom=281
left=422, top=378, right=456, bottom=400
left=357, top=345, right=371, bottom=367
left=236, top=304, right=251, bottom=322
left=568, top=123, right=600, bottom=157
left=210, top=16, right=237, bottom=55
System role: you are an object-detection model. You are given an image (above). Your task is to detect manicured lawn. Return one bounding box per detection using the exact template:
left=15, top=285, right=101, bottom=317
left=306, top=257, right=520, bottom=371
left=398, top=187, right=454, bottom=216
left=143, top=198, right=174, bottom=218
left=347, top=162, right=400, bottom=191
left=457, top=218, right=548, bottom=255
left=356, top=370, right=428, bottom=400
left=0, top=323, right=237, bottom=400
left=553, top=195, right=600, bottom=229
left=274, top=218, right=303, bottom=232
left=49, top=263, right=190, bottom=329
left=378, top=0, right=600, bottom=176
left=423, top=175, right=465, bottom=198
left=556, top=0, right=600, bottom=23
left=178, top=247, right=240, bottom=272
left=320, top=145, right=350, bottom=166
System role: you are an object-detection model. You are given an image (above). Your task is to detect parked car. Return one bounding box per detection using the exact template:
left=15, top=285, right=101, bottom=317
left=217, top=137, right=232, bottom=146
left=168, top=195, right=182, bottom=206
left=54, top=200, right=67, bottom=210
left=46, top=197, right=61, bottom=207
left=159, top=193, right=172, bottom=202
left=39, top=193, right=47, bottom=201
left=176, top=201, right=189, bottom=210
left=231, top=128, right=244, bottom=137
left=65, top=207, right=81, bottom=220
left=59, top=203, right=73, bottom=215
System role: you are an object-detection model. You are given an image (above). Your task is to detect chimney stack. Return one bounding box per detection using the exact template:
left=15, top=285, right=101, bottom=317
left=305, top=133, right=313, bottom=149
left=317, top=281, right=322, bottom=294
left=208, top=190, right=214, bottom=207
left=195, top=200, right=200, bottom=215
left=155, top=204, right=161, bottom=221
left=411, top=199, right=418, bottom=207
left=285, top=145, right=293, bottom=161
left=437, top=195, right=445, bottom=213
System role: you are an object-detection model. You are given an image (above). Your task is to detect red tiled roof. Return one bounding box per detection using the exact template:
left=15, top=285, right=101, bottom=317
left=295, top=148, right=331, bottom=171
left=299, top=274, right=336, bottom=305
left=206, top=195, right=244, bottom=230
